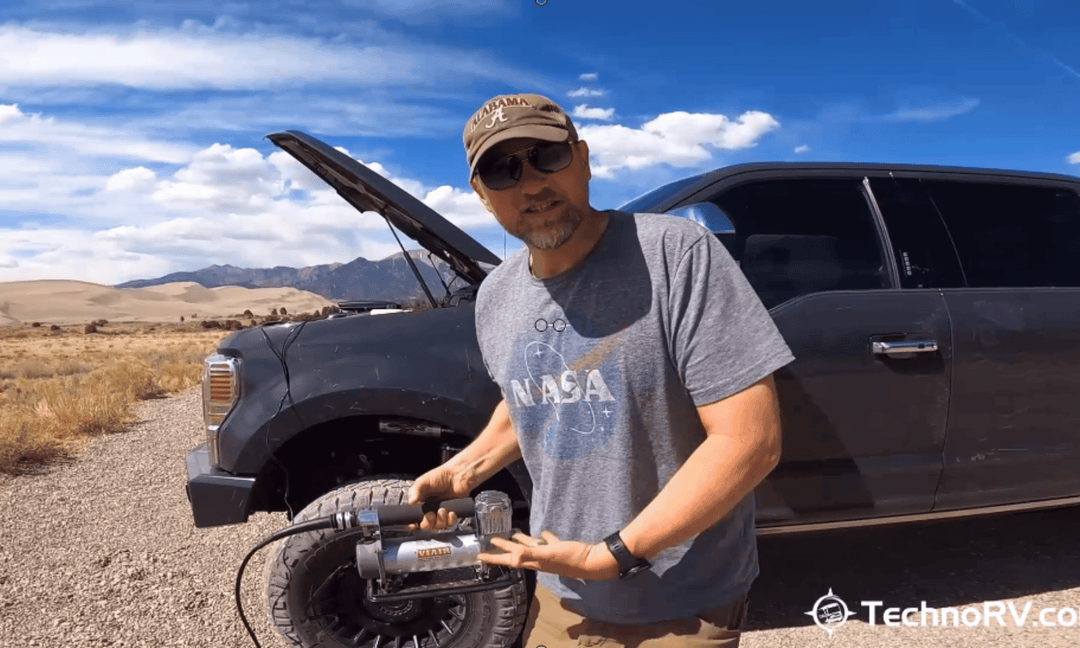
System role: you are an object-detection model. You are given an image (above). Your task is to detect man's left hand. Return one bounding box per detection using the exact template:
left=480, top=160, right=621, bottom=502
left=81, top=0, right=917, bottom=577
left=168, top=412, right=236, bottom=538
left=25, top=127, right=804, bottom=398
left=478, top=530, right=620, bottom=580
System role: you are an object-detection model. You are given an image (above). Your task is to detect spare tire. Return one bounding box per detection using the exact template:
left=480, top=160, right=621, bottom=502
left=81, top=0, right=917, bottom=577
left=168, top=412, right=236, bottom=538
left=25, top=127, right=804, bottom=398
left=265, top=477, right=529, bottom=648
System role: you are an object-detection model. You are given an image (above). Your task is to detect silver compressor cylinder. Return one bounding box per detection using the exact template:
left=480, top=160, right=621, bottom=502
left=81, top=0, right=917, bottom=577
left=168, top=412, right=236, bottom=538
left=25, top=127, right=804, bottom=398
left=356, top=490, right=513, bottom=579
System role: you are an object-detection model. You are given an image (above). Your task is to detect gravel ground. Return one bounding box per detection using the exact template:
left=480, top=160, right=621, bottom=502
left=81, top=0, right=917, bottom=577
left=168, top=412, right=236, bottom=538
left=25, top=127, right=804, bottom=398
left=745, top=505, right=1080, bottom=648
left=0, top=388, right=292, bottom=648
left=1, top=387, right=1078, bottom=648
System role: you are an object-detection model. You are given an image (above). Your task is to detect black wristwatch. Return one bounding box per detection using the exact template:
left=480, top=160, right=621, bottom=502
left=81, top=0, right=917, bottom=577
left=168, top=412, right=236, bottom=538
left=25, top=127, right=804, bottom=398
left=603, top=532, right=651, bottom=579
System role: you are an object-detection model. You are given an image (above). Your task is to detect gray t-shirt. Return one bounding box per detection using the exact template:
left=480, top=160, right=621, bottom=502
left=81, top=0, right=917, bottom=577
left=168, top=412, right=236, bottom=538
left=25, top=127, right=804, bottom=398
left=474, top=210, right=795, bottom=624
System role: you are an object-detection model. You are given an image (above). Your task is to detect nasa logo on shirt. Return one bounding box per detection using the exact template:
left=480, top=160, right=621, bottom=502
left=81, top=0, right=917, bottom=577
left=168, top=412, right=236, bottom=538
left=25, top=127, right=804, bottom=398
left=505, top=312, right=622, bottom=459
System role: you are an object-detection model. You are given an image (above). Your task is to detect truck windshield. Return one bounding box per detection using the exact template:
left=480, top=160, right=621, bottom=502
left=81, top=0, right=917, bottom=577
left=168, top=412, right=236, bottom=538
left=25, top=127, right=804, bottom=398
left=618, top=174, right=704, bottom=213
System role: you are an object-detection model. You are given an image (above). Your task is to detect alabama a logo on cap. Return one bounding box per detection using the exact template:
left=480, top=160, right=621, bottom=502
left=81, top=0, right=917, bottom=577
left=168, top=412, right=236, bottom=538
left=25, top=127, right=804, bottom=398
left=470, top=96, right=532, bottom=133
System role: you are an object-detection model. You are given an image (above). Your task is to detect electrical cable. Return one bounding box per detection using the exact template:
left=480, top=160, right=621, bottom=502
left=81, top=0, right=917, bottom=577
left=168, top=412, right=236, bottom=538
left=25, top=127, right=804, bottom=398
left=234, top=497, right=475, bottom=647
left=235, top=515, right=337, bottom=648
left=258, top=317, right=310, bottom=522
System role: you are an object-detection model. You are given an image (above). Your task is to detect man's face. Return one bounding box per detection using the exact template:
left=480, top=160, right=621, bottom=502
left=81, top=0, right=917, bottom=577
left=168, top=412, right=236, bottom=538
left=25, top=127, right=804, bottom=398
left=471, top=138, right=592, bottom=250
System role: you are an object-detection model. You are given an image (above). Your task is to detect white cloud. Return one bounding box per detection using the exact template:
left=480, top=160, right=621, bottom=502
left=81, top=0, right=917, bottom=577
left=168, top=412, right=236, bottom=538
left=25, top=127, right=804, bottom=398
left=0, top=223, right=404, bottom=285
left=0, top=104, right=24, bottom=126
left=1069, top=151, right=1080, bottom=164
left=148, top=144, right=284, bottom=214
left=1, top=137, right=496, bottom=284
left=794, top=145, right=810, bottom=154
left=878, top=98, right=980, bottom=123
left=0, top=24, right=527, bottom=91
left=135, top=93, right=464, bottom=138
left=0, top=104, right=195, bottom=163
left=421, top=185, right=493, bottom=228
left=105, top=166, right=158, bottom=192
left=568, top=87, right=605, bottom=97
left=643, top=111, right=780, bottom=148
left=580, top=110, right=780, bottom=178
left=355, top=0, right=507, bottom=16
left=572, top=105, right=616, bottom=120
left=0, top=155, right=69, bottom=182
left=579, top=73, right=599, bottom=81
left=355, top=160, right=491, bottom=228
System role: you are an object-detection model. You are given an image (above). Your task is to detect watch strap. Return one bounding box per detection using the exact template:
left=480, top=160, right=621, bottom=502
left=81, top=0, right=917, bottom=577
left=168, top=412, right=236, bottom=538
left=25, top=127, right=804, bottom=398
left=603, top=532, right=651, bottom=578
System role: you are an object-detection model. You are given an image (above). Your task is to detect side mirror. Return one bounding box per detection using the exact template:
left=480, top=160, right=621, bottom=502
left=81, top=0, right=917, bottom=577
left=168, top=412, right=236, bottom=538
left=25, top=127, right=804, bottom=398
left=666, top=202, right=736, bottom=234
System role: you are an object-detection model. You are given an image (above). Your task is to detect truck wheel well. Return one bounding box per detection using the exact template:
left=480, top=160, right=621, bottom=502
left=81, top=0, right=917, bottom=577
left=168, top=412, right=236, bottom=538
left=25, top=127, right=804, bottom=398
left=249, top=416, right=528, bottom=524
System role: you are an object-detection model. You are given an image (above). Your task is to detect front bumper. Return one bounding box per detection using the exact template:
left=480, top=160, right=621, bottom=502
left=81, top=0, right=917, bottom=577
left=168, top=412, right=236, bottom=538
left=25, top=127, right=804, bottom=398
left=185, top=444, right=256, bottom=528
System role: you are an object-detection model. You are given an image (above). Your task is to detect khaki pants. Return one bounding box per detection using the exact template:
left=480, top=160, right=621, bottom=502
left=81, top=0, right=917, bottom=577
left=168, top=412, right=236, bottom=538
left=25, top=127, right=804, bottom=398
left=520, top=583, right=748, bottom=648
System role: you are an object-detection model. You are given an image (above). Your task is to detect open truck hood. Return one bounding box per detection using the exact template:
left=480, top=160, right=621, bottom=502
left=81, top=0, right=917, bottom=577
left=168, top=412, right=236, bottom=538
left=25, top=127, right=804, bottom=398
left=267, top=130, right=501, bottom=285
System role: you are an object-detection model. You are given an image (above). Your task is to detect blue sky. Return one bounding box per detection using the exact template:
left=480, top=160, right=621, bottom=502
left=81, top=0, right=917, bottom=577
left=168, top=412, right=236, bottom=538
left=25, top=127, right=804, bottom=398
left=2, top=0, right=1078, bottom=285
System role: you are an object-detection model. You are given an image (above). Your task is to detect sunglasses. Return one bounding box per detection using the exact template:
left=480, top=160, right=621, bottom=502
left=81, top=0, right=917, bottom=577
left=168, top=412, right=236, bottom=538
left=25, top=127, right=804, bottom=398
left=476, top=140, right=575, bottom=191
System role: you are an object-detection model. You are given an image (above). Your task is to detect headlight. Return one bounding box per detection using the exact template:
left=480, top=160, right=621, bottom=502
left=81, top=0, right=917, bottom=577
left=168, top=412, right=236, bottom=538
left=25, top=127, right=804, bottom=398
left=202, top=354, right=239, bottom=466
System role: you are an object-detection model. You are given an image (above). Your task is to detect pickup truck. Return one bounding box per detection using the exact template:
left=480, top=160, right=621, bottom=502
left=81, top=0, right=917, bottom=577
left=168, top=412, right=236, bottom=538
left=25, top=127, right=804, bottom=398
left=186, top=130, right=1080, bottom=648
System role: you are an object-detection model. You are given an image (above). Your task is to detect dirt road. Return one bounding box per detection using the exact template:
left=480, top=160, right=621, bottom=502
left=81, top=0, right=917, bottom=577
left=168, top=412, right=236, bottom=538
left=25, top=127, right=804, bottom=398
left=1, top=388, right=1077, bottom=647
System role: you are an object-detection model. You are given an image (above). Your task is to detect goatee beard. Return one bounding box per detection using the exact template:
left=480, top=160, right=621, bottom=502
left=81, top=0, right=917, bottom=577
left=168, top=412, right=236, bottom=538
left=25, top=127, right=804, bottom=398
left=519, top=209, right=583, bottom=250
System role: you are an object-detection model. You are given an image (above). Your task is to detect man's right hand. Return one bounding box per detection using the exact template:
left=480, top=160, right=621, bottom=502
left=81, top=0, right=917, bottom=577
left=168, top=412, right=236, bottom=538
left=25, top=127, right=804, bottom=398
left=407, top=465, right=473, bottom=531
left=406, top=398, right=521, bottom=531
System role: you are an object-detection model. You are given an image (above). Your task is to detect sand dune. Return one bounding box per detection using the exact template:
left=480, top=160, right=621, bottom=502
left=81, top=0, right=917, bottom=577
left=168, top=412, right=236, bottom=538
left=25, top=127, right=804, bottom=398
left=0, top=280, right=335, bottom=327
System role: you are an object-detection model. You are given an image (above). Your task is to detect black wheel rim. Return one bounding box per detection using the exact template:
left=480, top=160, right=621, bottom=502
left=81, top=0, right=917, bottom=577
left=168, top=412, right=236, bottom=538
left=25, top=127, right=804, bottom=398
left=305, top=563, right=470, bottom=648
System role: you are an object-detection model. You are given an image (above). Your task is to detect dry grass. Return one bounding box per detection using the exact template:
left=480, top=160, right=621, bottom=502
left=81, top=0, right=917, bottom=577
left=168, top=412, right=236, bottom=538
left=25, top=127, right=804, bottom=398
left=0, top=322, right=231, bottom=475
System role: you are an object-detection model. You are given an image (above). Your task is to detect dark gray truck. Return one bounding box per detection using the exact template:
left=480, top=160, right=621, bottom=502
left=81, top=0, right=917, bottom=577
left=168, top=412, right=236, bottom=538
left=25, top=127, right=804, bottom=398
left=186, top=131, right=1080, bottom=648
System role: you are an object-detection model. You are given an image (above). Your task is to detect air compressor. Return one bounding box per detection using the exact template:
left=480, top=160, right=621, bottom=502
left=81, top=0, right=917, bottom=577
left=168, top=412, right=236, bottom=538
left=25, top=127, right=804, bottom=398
left=234, top=491, right=521, bottom=647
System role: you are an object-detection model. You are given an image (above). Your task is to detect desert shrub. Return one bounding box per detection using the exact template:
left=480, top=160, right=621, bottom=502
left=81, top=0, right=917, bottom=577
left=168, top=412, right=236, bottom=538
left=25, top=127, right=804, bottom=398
left=148, top=348, right=206, bottom=393
left=0, top=329, right=228, bottom=475
left=31, top=322, right=41, bottom=328
left=17, top=366, right=146, bottom=443
left=243, top=309, right=253, bottom=318
left=84, top=323, right=98, bottom=334
left=271, top=308, right=279, bottom=316
left=53, top=359, right=92, bottom=377
left=10, top=360, right=63, bottom=380
left=280, top=306, right=288, bottom=315
left=0, top=411, right=69, bottom=475
left=49, top=325, right=60, bottom=331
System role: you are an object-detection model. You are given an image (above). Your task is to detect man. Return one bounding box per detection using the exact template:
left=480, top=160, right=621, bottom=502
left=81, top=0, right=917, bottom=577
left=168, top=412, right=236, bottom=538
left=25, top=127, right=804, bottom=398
left=408, top=93, right=795, bottom=647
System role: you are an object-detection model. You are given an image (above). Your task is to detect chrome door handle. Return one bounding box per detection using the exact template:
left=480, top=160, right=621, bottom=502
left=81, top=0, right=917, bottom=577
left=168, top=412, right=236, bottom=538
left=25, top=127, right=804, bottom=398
left=872, top=339, right=939, bottom=355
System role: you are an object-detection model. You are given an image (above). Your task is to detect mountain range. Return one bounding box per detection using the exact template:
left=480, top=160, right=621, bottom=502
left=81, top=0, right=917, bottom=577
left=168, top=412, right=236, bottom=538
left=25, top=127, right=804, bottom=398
left=114, top=249, right=463, bottom=303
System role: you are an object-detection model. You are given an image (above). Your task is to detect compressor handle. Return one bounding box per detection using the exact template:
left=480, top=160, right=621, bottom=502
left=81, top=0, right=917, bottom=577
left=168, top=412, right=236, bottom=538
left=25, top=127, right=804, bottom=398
left=376, top=497, right=476, bottom=526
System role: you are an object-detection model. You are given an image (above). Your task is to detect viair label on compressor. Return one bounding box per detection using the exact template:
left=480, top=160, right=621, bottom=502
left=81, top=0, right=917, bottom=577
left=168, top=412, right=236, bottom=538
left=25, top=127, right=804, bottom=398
left=417, top=546, right=453, bottom=560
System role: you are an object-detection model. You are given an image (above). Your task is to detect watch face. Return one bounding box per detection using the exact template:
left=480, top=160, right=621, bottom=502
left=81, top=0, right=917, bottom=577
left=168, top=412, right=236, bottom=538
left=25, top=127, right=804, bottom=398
left=620, top=561, right=650, bottom=579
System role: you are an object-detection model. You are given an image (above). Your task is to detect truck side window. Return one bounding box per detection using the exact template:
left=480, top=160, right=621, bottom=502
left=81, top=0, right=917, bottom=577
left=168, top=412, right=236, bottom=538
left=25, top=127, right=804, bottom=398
left=712, top=179, right=888, bottom=309
left=922, top=181, right=1080, bottom=288
left=868, top=177, right=966, bottom=289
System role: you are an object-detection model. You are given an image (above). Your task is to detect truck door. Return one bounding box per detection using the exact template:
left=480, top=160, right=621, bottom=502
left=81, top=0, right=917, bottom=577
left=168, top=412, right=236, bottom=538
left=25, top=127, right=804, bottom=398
left=912, top=177, right=1080, bottom=509
left=688, top=174, right=954, bottom=527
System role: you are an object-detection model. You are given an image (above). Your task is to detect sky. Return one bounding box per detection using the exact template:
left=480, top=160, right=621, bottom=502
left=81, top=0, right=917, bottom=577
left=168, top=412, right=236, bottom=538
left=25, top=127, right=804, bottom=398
left=2, top=0, right=1078, bottom=286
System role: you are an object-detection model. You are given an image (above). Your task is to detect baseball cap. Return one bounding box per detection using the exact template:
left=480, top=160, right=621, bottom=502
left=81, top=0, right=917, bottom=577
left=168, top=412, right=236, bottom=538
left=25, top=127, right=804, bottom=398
left=464, top=93, right=578, bottom=177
